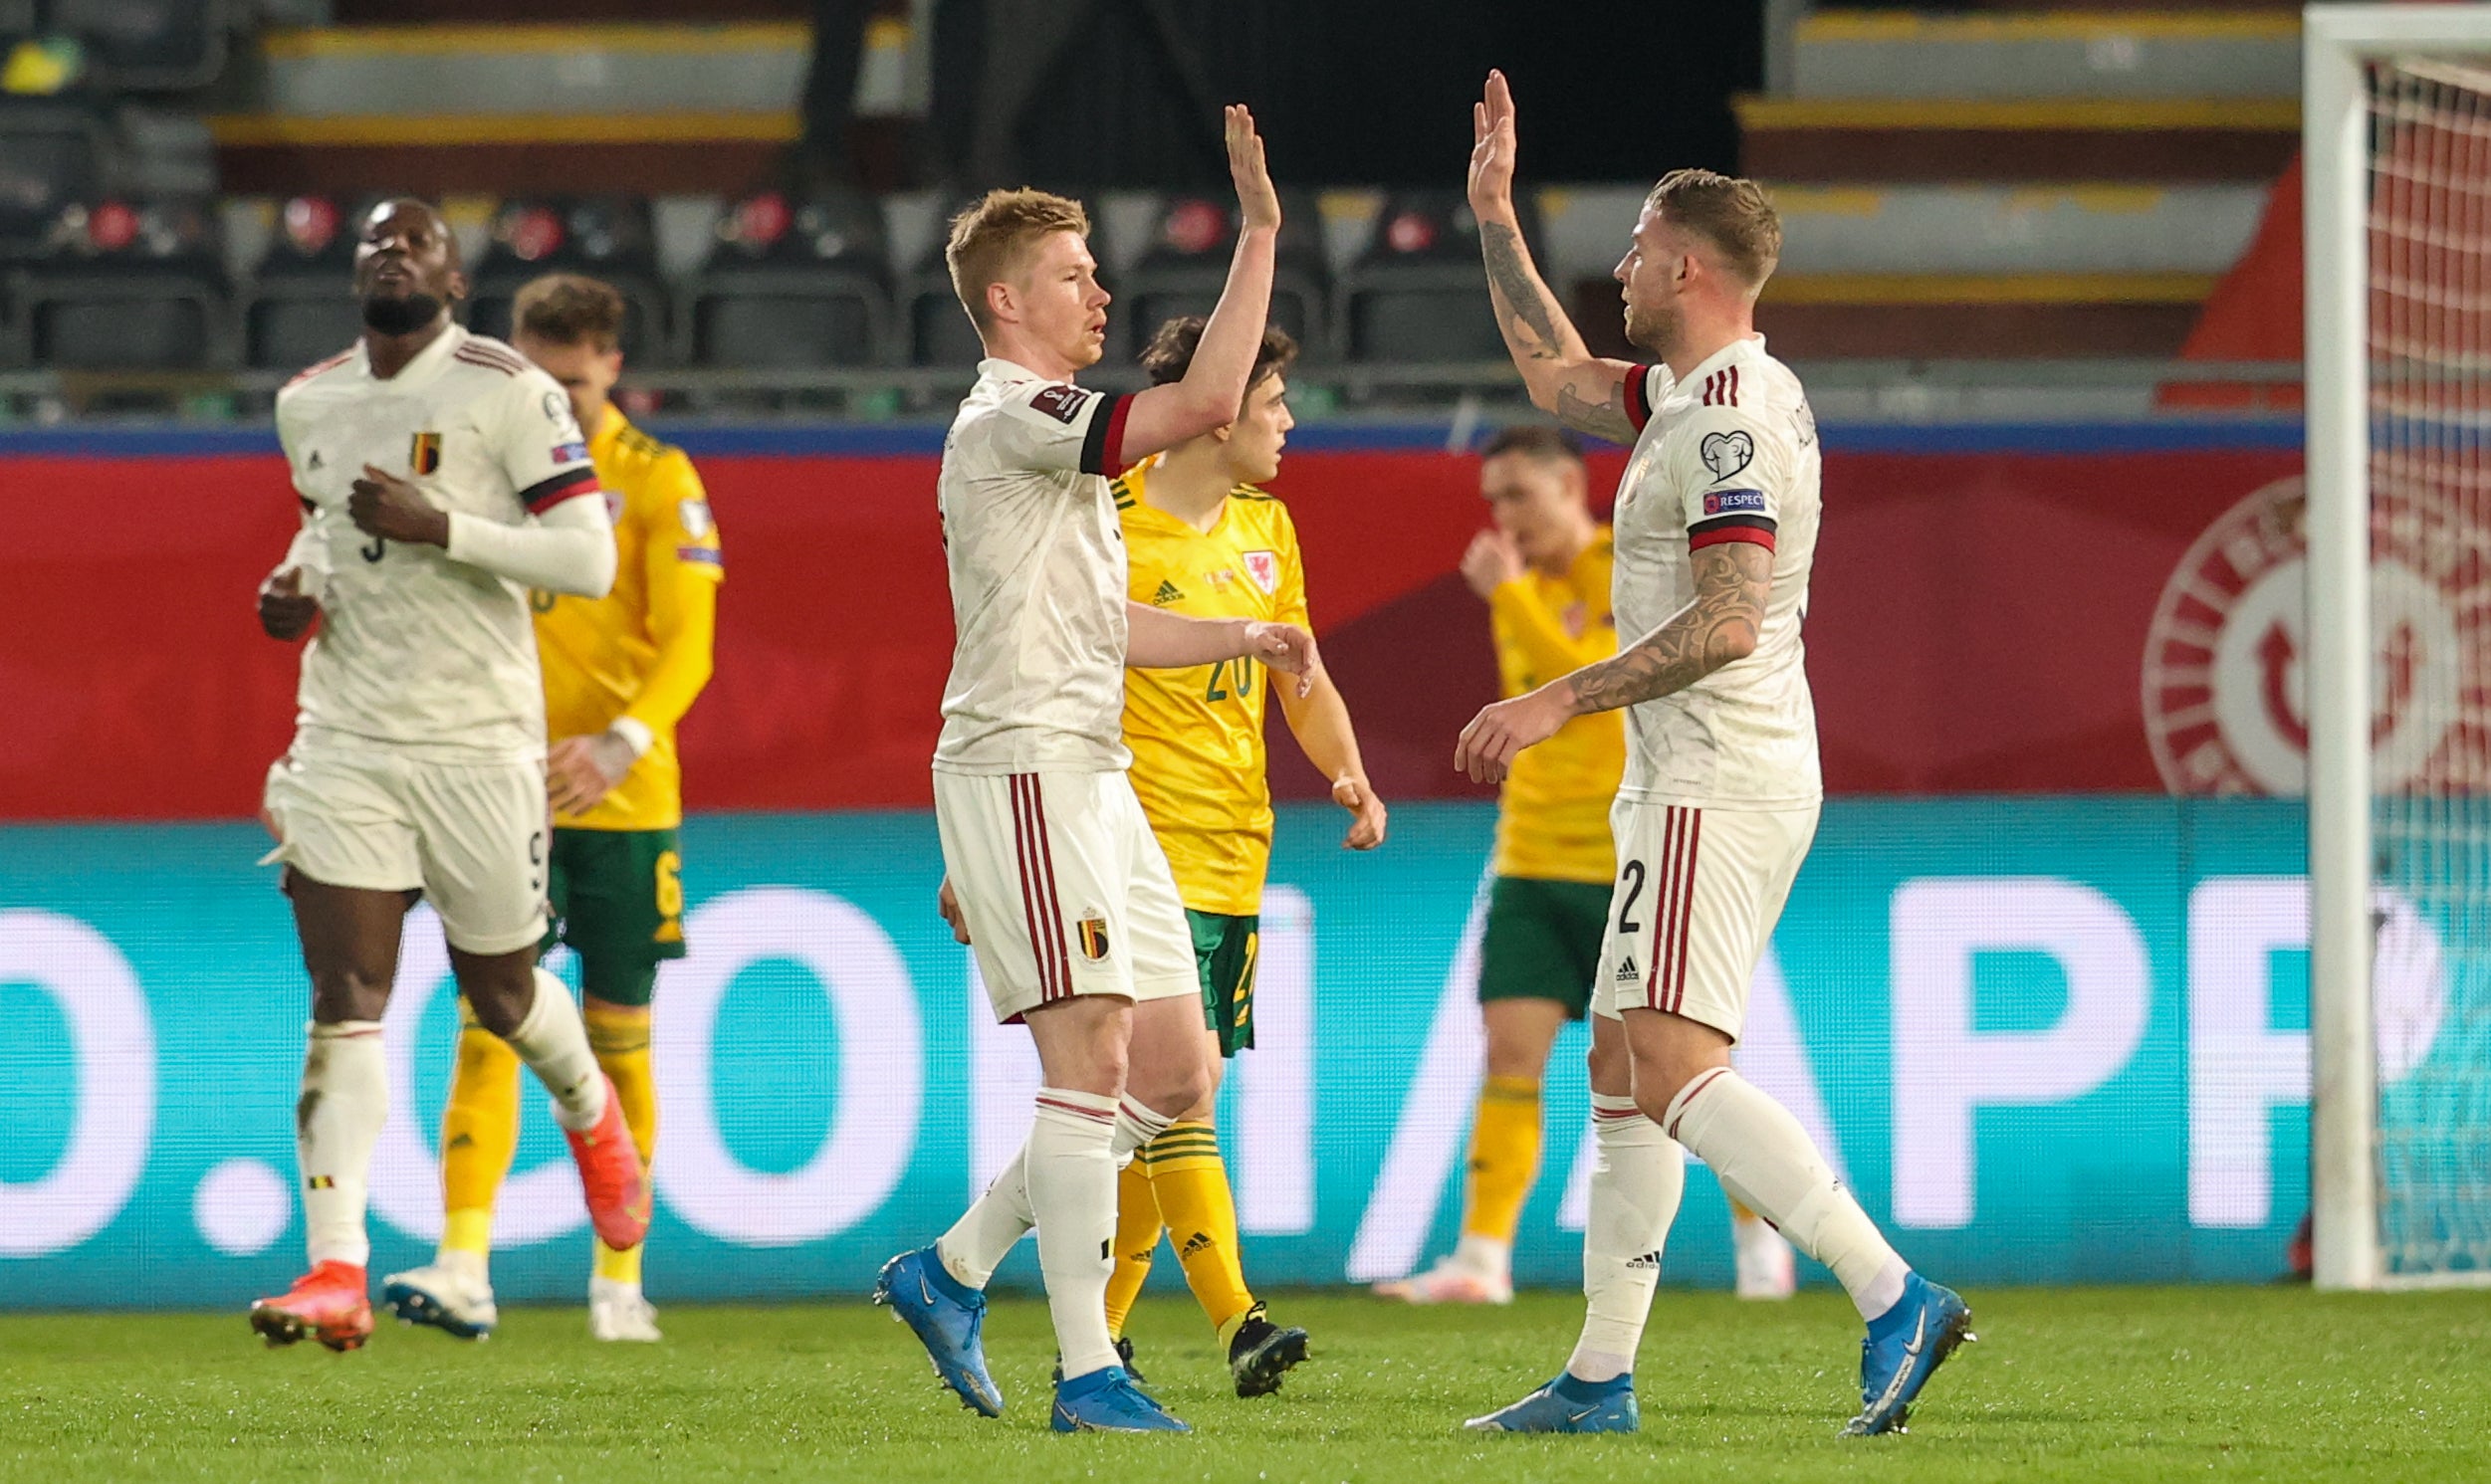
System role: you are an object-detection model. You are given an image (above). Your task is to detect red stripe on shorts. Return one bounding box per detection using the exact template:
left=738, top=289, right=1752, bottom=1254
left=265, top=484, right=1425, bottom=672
left=1010, top=776, right=1061, bottom=1002
left=1668, top=808, right=1703, bottom=1014
left=1650, top=806, right=1686, bottom=1012
left=1016, top=774, right=1074, bottom=1000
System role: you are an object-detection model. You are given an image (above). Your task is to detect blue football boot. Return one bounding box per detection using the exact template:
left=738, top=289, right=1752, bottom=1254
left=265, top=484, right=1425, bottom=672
left=1462, top=1372, right=1640, bottom=1433
left=872, top=1247, right=1004, bottom=1417
left=1051, top=1365, right=1191, bottom=1433
left=1844, top=1272, right=1975, bottom=1436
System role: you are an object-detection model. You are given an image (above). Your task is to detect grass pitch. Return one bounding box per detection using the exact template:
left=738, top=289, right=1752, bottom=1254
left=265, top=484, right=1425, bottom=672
left=3, top=1286, right=2487, bottom=1482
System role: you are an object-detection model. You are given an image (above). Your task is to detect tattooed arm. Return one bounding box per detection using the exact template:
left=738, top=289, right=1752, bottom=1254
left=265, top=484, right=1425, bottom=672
left=1454, top=541, right=1769, bottom=783
left=1469, top=70, right=1640, bottom=443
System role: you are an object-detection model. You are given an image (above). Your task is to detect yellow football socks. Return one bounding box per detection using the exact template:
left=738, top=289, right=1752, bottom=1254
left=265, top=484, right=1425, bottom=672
left=1148, top=1120, right=1255, bottom=1336
left=439, top=1011, right=522, bottom=1260
left=586, top=1003, right=657, bottom=1286
left=1463, top=1075, right=1544, bottom=1244
left=1103, top=1157, right=1161, bottom=1341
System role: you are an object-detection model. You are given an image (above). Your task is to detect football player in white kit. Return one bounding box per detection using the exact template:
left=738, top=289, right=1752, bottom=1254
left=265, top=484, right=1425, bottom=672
left=1450, top=75, right=1972, bottom=1438
left=247, top=200, right=652, bottom=1351
left=873, top=107, right=1319, bottom=1435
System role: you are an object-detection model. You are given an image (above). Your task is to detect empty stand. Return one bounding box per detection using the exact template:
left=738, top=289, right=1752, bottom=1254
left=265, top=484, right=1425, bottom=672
left=463, top=199, right=669, bottom=359
left=685, top=191, right=892, bottom=368
left=242, top=194, right=363, bottom=370
left=15, top=198, right=227, bottom=368
left=1337, top=191, right=1534, bottom=365
left=1113, top=190, right=1328, bottom=362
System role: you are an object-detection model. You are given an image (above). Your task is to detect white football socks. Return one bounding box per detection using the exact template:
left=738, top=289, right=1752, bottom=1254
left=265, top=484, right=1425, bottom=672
left=1027, top=1088, right=1121, bottom=1380
left=506, top=966, right=608, bottom=1133
left=298, top=1020, right=387, bottom=1268
left=938, top=1144, right=1034, bottom=1289
left=1666, top=1068, right=1908, bottom=1321
left=935, top=1093, right=1175, bottom=1290
left=1566, top=1094, right=1684, bottom=1384
left=1112, top=1095, right=1174, bottom=1166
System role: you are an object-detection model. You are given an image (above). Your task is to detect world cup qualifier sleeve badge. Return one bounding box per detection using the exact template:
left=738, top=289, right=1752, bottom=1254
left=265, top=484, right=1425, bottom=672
left=2143, top=473, right=2491, bottom=795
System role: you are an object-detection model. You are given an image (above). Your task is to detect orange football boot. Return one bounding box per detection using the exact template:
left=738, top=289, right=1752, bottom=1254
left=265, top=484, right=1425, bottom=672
left=250, top=1260, right=373, bottom=1352
left=566, top=1075, right=652, bottom=1251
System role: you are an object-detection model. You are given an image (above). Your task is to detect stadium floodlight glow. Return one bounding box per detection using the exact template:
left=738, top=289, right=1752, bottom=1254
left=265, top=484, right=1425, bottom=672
left=2305, top=2, right=2491, bottom=1293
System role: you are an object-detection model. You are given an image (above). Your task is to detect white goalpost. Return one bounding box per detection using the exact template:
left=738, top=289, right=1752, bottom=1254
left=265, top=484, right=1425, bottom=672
left=2307, top=3, right=2491, bottom=1292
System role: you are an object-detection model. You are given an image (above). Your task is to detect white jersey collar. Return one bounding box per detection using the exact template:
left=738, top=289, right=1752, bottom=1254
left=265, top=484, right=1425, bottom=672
left=353, top=318, right=466, bottom=385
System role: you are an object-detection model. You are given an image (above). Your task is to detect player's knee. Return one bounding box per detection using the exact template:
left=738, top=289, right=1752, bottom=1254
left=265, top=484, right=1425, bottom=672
left=458, top=974, right=535, bottom=1038
left=1129, top=1053, right=1209, bottom=1118
left=309, top=968, right=388, bottom=1024
left=1585, top=1032, right=1632, bottom=1098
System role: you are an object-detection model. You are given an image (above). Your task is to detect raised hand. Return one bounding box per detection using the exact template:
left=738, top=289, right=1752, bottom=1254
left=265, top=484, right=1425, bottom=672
left=1226, top=104, right=1280, bottom=234
left=1469, top=69, right=1519, bottom=217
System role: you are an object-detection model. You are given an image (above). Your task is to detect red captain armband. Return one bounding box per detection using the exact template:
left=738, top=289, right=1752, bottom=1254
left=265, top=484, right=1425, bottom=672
left=1687, top=513, right=1777, bottom=553
left=1624, top=364, right=1658, bottom=431
left=1077, top=392, right=1132, bottom=477
left=520, top=467, right=599, bottom=515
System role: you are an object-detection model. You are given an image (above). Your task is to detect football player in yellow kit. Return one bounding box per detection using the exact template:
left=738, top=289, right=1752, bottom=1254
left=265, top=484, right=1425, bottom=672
left=382, top=274, right=722, bottom=1344
left=1104, top=316, right=1387, bottom=1396
left=1378, top=427, right=1794, bottom=1305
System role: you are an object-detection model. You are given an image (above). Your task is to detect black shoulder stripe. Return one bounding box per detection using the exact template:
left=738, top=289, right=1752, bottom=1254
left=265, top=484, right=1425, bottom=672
left=1077, top=391, right=1130, bottom=477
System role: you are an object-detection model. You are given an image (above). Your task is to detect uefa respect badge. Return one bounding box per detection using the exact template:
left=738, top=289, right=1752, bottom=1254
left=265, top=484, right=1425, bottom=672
left=2143, top=473, right=2491, bottom=795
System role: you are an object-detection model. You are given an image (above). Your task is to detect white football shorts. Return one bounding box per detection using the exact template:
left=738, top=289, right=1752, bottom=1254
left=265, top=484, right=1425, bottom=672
left=262, top=744, right=551, bottom=956
left=934, top=767, right=1198, bottom=1024
left=1594, top=798, right=1819, bottom=1038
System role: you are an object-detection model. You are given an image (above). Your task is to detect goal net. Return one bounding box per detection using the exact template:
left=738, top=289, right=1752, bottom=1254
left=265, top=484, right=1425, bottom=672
left=2309, top=8, right=2491, bottom=1291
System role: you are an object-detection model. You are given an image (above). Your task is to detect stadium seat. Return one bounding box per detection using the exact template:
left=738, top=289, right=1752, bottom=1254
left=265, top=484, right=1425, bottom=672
left=904, top=196, right=989, bottom=368
left=684, top=190, right=893, bottom=368
left=1336, top=190, right=1532, bottom=364
left=0, top=100, right=106, bottom=261
left=1113, top=188, right=1327, bottom=363
left=15, top=197, right=228, bottom=368
left=464, top=198, right=670, bottom=361
left=242, top=194, right=365, bottom=371
left=47, top=0, right=226, bottom=92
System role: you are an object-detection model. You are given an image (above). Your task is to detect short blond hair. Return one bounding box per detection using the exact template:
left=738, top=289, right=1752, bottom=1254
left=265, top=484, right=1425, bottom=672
left=946, top=188, right=1090, bottom=331
left=512, top=273, right=627, bottom=351
left=1646, top=169, right=1781, bottom=291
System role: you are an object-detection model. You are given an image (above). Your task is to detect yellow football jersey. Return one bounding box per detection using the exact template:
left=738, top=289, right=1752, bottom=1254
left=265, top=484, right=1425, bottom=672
left=1491, top=528, right=1625, bottom=884
left=1116, top=458, right=1310, bottom=918
left=532, top=405, right=724, bottom=831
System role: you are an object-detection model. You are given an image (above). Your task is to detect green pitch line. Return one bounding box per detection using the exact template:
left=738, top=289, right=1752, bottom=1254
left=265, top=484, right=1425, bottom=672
left=2, top=1287, right=2487, bottom=1483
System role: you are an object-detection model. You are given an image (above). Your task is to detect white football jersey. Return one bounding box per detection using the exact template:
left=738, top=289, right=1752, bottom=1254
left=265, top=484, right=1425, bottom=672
left=275, top=323, right=602, bottom=762
left=933, top=357, right=1136, bottom=775
left=1609, top=335, right=1823, bottom=808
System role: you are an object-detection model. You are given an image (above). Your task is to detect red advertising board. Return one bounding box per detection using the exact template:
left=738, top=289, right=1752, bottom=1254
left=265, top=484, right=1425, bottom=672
left=0, top=427, right=2304, bottom=821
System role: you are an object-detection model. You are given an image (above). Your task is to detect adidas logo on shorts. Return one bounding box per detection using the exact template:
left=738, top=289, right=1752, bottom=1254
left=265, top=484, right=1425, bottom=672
left=1614, top=954, right=1641, bottom=983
